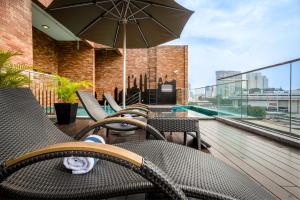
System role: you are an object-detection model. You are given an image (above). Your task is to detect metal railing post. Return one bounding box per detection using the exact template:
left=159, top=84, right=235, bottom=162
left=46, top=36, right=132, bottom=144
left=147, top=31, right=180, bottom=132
left=139, top=91, right=142, bottom=103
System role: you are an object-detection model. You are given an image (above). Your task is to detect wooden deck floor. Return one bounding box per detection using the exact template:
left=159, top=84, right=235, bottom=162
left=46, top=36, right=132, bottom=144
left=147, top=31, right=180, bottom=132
left=58, top=119, right=300, bottom=200
left=199, top=120, right=300, bottom=200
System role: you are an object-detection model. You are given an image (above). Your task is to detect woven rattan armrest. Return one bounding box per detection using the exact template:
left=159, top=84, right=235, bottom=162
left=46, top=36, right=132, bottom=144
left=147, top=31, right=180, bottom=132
left=128, top=103, right=149, bottom=109
left=75, top=117, right=166, bottom=140
left=108, top=110, right=148, bottom=118
left=1, top=142, right=187, bottom=200
left=123, top=107, right=149, bottom=113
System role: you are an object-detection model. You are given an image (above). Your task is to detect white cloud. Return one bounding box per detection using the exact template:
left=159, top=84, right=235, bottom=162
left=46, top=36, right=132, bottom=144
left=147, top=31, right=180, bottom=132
left=169, top=0, right=300, bottom=87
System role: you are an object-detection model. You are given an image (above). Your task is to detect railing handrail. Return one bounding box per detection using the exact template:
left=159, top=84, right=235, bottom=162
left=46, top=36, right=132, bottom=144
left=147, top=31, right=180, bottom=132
left=217, top=58, right=300, bottom=81
left=120, top=92, right=141, bottom=106
left=24, top=69, right=56, bottom=78
left=126, top=92, right=140, bottom=102
left=193, top=79, right=248, bottom=90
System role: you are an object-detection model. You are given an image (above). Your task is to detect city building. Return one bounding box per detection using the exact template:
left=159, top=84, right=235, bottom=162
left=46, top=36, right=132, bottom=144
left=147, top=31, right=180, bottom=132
left=246, top=72, right=269, bottom=90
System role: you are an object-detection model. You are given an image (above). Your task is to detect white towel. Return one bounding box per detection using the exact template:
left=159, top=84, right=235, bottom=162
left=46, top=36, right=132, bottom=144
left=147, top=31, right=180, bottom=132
left=63, top=135, right=105, bottom=175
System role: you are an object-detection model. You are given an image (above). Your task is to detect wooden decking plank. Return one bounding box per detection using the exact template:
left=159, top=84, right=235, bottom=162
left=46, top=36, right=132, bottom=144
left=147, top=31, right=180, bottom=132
left=204, top=137, right=264, bottom=186
left=203, top=129, right=296, bottom=187
left=202, top=127, right=300, bottom=187
left=202, top=135, right=299, bottom=200
left=204, top=121, right=300, bottom=167
left=201, top=121, right=300, bottom=166
left=200, top=120, right=300, bottom=158
left=208, top=146, right=245, bottom=172
left=283, top=187, right=300, bottom=198
left=203, top=125, right=300, bottom=177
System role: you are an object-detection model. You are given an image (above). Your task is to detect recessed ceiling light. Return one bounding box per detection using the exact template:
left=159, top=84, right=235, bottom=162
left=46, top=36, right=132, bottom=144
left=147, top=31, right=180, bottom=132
left=42, top=25, right=49, bottom=29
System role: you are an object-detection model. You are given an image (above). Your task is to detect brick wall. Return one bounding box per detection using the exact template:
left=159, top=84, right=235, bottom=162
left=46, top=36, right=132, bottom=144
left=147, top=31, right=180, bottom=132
left=32, top=28, right=95, bottom=93
left=57, top=41, right=95, bottom=93
left=156, top=46, right=188, bottom=104
left=95, top=49, right=148, bottom=98
left=0, top=0, right=33, bottom=64
left=33, top=28, right=58, bottom=74
left=36, top=0, right=53, bottom=7
left=95, top=46, right=188, bottom=104
left=0, top=0, right=188, bottom=104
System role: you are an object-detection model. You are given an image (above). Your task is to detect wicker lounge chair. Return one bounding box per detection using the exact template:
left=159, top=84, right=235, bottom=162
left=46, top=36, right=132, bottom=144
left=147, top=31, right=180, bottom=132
left=0, top=88, right=275, bottom=200
left=76, top=91, right=148, bottom=139
left=103, top=93, right=149, bottom=114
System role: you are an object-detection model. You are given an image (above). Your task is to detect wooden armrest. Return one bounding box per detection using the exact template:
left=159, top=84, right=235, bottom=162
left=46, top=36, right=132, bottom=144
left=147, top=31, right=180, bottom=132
left=2, top=142, right=187, bottom=200
left=5, top=142, right=143, bottom=168
left=129, top=103, right=149, bottom=109
left=123, top=107, right=149, bottom=113
left=108, top=110, right=148, bottom=118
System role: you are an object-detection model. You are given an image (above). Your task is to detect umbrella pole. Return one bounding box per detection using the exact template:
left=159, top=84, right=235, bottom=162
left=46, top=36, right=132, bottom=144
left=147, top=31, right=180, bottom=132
left=122, top=22, right=127, bottom=109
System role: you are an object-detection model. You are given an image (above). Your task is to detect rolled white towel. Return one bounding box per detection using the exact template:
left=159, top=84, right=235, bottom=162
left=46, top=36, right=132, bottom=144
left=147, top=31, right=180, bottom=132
left=63, top=135, right=105, bottom=174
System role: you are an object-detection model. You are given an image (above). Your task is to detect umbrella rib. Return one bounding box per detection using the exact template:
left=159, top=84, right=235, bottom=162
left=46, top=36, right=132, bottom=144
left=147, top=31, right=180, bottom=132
left=128, top=17, right=150, bottom=21
left=78, top=0, right=123, bottom=36
left=130, top=2, right=178, bottom=38
left=49, top=0, right=110, bottom=11
left=131, top=0, right=193, bottom=13
left=95, top=3, right=119, bottom=19
left=119, top=2, right=125, bottom=18
left=127, top=4, right=151, bottom=19
left=123, top=0, right=131, bottom=19
left=103, top=17, right=119, bottom=21
left=136, top=22, right=149, bottom=48
left=128, top=6, right=149, bottom=48
left=110, top=0, right=121, bottom=17
left=113, top=22, right=120, bottom=47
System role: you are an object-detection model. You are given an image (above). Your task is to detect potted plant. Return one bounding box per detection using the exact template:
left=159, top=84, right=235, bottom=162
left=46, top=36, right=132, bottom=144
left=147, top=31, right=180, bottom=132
left=54, top=75, right=92, bottom=124
left=0, top=50, right=31, bottom=88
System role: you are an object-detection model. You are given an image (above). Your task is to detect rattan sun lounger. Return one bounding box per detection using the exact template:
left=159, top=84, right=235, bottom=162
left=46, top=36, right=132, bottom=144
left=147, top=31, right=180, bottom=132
left=76, top=90, right=149, bottom=139
left=0, top=88, right=275, bottom=200
left=103, top=93, right=149, bottom=114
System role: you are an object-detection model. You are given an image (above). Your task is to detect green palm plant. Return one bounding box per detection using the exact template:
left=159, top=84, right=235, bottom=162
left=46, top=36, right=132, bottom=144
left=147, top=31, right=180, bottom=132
left=54, top=75, right=92, bottom=104
left=0, top=50, right=31, bottom=88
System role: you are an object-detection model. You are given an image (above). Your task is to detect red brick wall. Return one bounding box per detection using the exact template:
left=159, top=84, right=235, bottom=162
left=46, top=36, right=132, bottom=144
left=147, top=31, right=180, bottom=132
left=33, top=28, right=58, bottom=74
left=32, top=29, right=95, bottom=93
left=0, top=0, right=33, bottom=64
left=57, top=41, right=95, bottom=93
left=95, top=46, right=188, bottom=104
left=0, top=0, right=188, bottom=104
left=95, top=49, right=148, bottom=97
left=37, top=0, right=53, bottom=7
left=156, top=46, right=188, bottom=104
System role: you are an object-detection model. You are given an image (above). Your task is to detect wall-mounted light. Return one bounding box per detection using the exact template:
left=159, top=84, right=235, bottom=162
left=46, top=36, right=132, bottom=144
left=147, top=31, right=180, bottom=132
left=42, top=25, right=49, bottom=29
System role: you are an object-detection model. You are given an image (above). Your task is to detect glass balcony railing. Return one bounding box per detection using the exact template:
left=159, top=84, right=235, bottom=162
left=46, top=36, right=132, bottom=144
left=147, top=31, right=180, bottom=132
left=189, top=58, right=300, bottom=139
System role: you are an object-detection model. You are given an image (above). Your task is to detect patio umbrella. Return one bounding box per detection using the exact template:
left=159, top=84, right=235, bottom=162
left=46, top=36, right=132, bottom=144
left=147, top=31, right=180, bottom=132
left=47, top=0, right=193, bottom=108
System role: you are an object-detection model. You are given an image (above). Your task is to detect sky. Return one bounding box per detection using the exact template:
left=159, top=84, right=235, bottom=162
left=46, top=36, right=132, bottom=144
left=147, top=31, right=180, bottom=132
left=167, top=0, right=300, bottom=89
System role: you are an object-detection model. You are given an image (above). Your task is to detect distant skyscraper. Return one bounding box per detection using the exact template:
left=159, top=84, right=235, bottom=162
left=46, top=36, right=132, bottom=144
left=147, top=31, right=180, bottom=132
left=215, top=71, right=242, bottom=98
left=246, top=72, right=269, bottom=90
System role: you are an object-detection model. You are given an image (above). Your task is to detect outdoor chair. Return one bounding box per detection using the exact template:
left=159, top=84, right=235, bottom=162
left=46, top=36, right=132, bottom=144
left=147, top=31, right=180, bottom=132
left=0, top=88, right=275, bottom=200
left=103, top=93, right=149, bottom=114
left=76, top=91, right=148, bottom=139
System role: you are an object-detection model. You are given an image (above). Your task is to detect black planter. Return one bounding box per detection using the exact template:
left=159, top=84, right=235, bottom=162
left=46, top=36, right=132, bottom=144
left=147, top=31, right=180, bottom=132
left=54, top=103, right=78, bottom=124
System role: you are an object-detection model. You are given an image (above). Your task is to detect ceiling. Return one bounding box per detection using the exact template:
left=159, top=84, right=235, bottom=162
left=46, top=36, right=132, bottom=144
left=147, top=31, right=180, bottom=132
left=32, top=2, right=80, bottom=41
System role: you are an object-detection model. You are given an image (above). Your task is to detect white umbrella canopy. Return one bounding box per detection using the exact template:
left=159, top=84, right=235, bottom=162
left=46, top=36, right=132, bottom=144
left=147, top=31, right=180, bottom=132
left=48, top=0, right=193, bottom=107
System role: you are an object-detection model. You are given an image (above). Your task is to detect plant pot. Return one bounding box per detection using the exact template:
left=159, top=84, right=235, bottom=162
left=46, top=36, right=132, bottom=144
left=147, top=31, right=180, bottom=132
left=54, top=103, right=78, bottom=124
